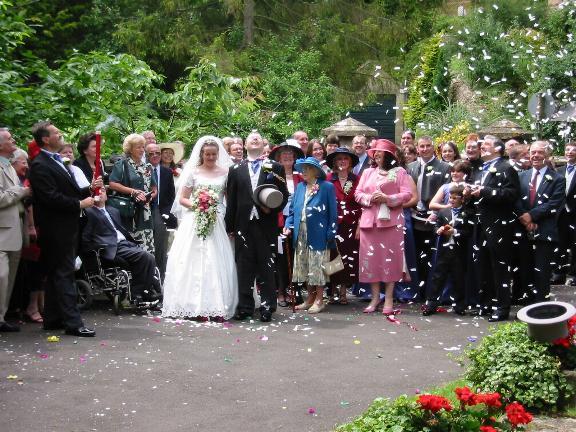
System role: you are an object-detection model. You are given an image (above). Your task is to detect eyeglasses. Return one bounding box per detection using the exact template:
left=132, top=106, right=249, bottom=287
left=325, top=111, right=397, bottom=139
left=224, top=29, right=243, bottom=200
left=148, top=152, right=161, bottom=156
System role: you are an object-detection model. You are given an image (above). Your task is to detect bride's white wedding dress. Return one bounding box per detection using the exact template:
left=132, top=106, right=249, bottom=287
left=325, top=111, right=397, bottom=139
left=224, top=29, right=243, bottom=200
left=161, top=171, right=238, bottom=319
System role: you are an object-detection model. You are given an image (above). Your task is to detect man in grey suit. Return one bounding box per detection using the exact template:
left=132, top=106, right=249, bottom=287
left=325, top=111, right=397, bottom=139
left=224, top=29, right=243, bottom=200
left=0, top=128, right=30, bottom=332
left=406, top=136, right=451, bottom=293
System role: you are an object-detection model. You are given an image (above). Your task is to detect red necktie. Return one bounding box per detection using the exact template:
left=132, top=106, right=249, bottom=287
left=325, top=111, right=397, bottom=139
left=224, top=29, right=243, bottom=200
left=529, top=170, right=539, bottom=206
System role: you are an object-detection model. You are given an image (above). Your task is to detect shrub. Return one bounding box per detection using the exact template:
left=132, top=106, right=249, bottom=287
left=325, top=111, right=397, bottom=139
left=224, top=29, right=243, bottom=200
left=463, top=322, right=574, bottom=411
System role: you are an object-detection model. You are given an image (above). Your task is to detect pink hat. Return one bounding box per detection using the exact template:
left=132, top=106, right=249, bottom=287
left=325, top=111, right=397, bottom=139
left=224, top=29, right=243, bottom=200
left=367, top=139, right=398, bottom=158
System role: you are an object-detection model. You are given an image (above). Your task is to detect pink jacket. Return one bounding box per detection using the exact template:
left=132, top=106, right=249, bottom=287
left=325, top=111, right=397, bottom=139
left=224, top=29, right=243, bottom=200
left=354, top=167, right=413, bottom=228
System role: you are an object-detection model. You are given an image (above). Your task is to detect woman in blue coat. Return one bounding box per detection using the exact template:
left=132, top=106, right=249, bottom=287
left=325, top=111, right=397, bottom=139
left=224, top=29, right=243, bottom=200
left=283, top=157, right=338, bottom=313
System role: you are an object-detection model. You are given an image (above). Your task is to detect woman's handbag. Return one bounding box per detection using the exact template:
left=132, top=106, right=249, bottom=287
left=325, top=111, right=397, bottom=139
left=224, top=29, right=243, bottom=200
left=108, top=159, right=136, bottom=219
left=323, top=243, right=345, bottom=276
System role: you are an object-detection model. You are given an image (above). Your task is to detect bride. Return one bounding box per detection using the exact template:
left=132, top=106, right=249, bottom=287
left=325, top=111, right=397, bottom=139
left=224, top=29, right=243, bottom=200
left=162, top=136, right=238, bottom=320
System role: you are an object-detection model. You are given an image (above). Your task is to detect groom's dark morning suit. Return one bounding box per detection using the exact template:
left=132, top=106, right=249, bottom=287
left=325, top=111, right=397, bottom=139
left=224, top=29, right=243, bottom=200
left=29, top=150, right=91, bottom=330
left=225, top=160, right=288, bottom=315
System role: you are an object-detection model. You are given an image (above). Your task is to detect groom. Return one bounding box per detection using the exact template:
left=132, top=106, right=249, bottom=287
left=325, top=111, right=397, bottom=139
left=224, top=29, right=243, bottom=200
left=225, top=132, right=288, bottom=322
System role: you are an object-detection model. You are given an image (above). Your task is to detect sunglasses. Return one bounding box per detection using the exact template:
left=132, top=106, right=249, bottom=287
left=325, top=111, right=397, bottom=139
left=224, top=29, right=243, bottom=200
left=147, top=151, right=161, bottom=156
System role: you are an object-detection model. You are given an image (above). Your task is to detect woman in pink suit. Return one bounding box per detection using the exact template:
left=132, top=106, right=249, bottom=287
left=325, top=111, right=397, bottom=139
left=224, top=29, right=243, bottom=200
left=355, top=139, right=413, bottom=316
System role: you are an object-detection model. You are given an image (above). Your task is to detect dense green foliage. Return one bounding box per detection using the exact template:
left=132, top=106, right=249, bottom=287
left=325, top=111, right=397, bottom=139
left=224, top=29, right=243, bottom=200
left=463, top=322, right=573, bottom=411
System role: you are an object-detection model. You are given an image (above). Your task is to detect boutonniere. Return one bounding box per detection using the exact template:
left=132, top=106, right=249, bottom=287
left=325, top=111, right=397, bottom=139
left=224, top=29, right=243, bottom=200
left=61, top=157, right=71, bottom=166
left=262, top=159, right=273, bottom=172
left=426, top=165, right=433, bottom=172
left=545, top=174, right=553, bottom=181
left=172, top=168, right=180, bottom=177
left=489, top=167, right=497, bottom=173
left=343, top=180, right=353, bottom=194
left=309, top=183, right=320, bottom=196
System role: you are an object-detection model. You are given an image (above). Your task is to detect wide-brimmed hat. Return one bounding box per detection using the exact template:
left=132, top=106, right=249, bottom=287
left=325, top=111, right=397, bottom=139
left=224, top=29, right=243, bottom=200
left=253, top=184, right=284, bottom=209
left=367, top=139, right=398, bottom=159
left=325, top=147, right=359, bottom=169
left=294, top=157, right=326, bottom=180
left=269, top=141, right=305, bottom=162
left=159, top=141, right=185, bottom=164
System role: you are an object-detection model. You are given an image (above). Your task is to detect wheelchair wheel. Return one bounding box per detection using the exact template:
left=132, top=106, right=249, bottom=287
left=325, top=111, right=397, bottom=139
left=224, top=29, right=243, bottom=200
left=76, top=280, right=93, bottom=311
left=113, top=294, right=121, bottom=316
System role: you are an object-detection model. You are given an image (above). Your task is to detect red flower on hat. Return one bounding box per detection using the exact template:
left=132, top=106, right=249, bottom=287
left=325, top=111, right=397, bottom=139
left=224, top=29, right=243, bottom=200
left=28, top=140, right=41, bottom=160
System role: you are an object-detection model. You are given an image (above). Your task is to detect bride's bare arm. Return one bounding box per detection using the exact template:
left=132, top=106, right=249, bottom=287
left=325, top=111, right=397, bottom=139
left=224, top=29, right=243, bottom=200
left=179, top=185, right=193, bottom=208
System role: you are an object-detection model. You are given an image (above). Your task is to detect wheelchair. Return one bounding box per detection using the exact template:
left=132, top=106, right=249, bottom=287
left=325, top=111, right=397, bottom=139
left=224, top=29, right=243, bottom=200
left=76, top=247, right=162, bottom=315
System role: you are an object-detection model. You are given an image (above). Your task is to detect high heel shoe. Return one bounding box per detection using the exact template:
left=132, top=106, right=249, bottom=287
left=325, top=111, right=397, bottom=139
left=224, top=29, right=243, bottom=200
left=363, top=305, right=378, bottom=313
left=295, top=302, right=313, bottom=311
left=382, top=307, right=399, bottom=316
left=308, top=302, right=325, bottom=314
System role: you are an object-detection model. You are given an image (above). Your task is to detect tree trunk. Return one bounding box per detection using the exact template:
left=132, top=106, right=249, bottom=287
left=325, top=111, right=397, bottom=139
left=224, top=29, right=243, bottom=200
left=242, top=0, right=254, bottom=48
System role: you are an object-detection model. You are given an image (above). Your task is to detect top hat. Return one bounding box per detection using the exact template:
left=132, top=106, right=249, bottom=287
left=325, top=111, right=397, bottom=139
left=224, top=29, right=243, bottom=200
left=253, top=184, right=284, bottom=209
left=269, top=142, right=305, bottom=162
left=294, top=157, right=326, bottom=180
left=367, top=139, right=398, bottom=159
left=325, top=147, right=359, bottom=170
left=159, top=142, right=185, bottom=164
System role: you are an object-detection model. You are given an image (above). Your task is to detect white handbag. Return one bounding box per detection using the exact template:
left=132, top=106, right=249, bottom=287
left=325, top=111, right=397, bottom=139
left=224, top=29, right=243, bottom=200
left=323, top=244, right=345, bottom=276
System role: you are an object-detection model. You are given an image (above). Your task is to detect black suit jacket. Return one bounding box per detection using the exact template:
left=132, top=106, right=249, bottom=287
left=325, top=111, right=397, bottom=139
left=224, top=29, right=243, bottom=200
left=355, top=154, right=371, bottom=177
left=82, top=206, right=135, bottom=260
left=514, top=168, right=565, bottom=243
left=225, top=160, right=289, bottom=241
left=435, top=206, right=473, bottom=249
left=473, top=158, right=520, bottom=236
left=407, top=158, right=451, bottom=211
left=151, top=165, right=176, bottom=228
left=29, top=151, right=91, bottom=265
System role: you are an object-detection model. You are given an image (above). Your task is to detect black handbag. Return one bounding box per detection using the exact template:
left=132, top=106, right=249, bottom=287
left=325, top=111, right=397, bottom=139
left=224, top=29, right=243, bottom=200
left=108, top=159, right=136, bottom=219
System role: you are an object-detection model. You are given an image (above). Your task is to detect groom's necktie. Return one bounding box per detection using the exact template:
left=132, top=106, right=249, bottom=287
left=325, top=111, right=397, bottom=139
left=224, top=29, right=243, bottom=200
left=251, top=159, right=261, bottom=173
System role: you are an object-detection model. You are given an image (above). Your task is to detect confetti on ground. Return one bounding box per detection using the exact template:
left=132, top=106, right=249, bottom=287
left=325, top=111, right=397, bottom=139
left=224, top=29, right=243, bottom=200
left=47, top=335, right=60, bottom=342
left=7, top=375, right=18, bottom=380
left=307, top=407, right=316, bottom=415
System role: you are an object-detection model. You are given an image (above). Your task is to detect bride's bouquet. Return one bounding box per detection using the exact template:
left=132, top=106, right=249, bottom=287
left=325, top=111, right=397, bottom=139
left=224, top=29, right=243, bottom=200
left=190, top=187, right=219, bottom=240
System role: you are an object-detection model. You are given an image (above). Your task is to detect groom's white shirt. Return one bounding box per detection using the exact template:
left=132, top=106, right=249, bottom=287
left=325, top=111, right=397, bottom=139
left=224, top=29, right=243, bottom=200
left=248, top=158, right=261, bottom=220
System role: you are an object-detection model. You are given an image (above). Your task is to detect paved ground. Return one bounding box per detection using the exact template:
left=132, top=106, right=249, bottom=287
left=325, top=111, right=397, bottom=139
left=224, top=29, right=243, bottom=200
left=1, top=285, right=574, bottom=432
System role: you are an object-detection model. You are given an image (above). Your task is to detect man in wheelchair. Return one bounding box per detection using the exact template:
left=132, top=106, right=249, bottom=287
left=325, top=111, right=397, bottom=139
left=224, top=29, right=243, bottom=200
left=81, top=188, right=161, bottom=307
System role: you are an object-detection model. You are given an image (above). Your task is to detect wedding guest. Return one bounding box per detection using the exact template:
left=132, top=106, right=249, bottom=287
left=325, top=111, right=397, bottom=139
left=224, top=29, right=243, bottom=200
left=59, top=143, right=91, bottom=189
left=142, top=130, right=157, bottom=145
left=401, top=130, right=415, bottom=148
left=429, top=160, right=472, bottom=211
left=403, top=144, right=417, bottom=164
left=552, top=142, right=576, bottom=285
left=325, top=147, right=361, bottom=304
left=109, top=133, right=157, bottom=254
left=514, top=141, right=565, bottom=303
left=355, top=139, right=413, bottom=316
left=222, top=137, right=234, bottom=155
left=283, top=157, right=338, bottom=314
left=465, top=135, right=519, bottom=321
left=74, top=132, right=108, bottom=186
left=269, top=142, right=305, bottom=307
left=229, top=140, right=244, bottom=164
left=464, top=133, right=482, bottom=181
left=11, top=148, right=43, bottom=323
left=422, top=184, right=472, bottom=316
left=308, top=139, right=329, bottom=172
left=352, top=135, right=371, bottom=176
left=293, top=130, right=309, bottom=154
left=0, top=129, right=30, bottom=332
left=325, top=134, right=340, bottom=155
left=160, top=142, right=185, bottom=181
left=29, top=121, right=100, bottom=337
left=508, top=144, right=531, bottom=172
left=440, top=141, right=461, bottom=163
left=225, top=132, right=288, bottom=322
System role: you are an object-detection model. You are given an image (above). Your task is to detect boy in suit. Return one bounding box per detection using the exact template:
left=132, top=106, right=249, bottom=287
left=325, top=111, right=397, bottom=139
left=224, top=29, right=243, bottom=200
left=422, top=185, right=471, bottom=316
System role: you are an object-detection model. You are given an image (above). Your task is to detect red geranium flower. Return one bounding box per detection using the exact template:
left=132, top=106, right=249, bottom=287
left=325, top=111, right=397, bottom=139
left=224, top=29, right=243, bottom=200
left=553, top=336, right=571, bottom=348
left=505, top=402, right=533, bottom=426
left=473, top=392, right=502, bottom=408
left=416, top=394, right=453, bottom=413
left=479, top=426, right=498, bottom=432
left=455, top=386, right=475, bottom=405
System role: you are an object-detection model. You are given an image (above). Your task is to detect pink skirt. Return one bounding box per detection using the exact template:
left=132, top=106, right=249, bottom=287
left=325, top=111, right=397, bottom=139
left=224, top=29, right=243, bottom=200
left=359, top=225, right=405, bottom=283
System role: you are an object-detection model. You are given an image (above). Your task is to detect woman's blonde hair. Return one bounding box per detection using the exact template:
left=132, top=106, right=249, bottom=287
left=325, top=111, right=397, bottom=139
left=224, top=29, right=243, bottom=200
left=122, top=133, right=146, bottom=155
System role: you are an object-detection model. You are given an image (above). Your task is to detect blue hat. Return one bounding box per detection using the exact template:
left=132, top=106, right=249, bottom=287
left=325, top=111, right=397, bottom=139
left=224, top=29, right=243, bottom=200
left=294, top=157, right=326, bottom=180
left=325, top=147, right=359, bottom=170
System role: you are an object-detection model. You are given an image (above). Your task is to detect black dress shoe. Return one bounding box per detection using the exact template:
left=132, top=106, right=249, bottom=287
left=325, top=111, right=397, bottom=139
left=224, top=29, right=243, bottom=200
left=43, top=322, right=65, bottom=331
left=550, top=273, right=566, bottom=285
left=453, top=308, right=466, bottom=316
left=65, top=326, right=96, bottom=337
left=260, top=311, right=272, bottom=322
left=470, top=308, right=491, bottom=317
left=233, top=311, right=253, bottom=321
left=143, top=290, right=162, bottom=302
left=0, top=322, right=20, bottom=332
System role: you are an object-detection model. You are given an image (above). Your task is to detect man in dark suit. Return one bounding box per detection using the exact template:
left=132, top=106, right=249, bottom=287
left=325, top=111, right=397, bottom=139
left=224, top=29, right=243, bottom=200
left=146, top=143, right=176, bottom=279
left=406, top=135, right=451, bottom=293
left=82, top=188, right=159, bottom=304
left=352, top=135, right=371, bottom=176
left=465, top=134, right=520, bottom=322
left=225, top=132, right=288, bottom=322
left=29, top=121, right=101, bottom=337
left=551, top=142, right=576, bottom=285
left=422, top=184, right=472, bottom=316
left=514, top=140, right=565, bottom=304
